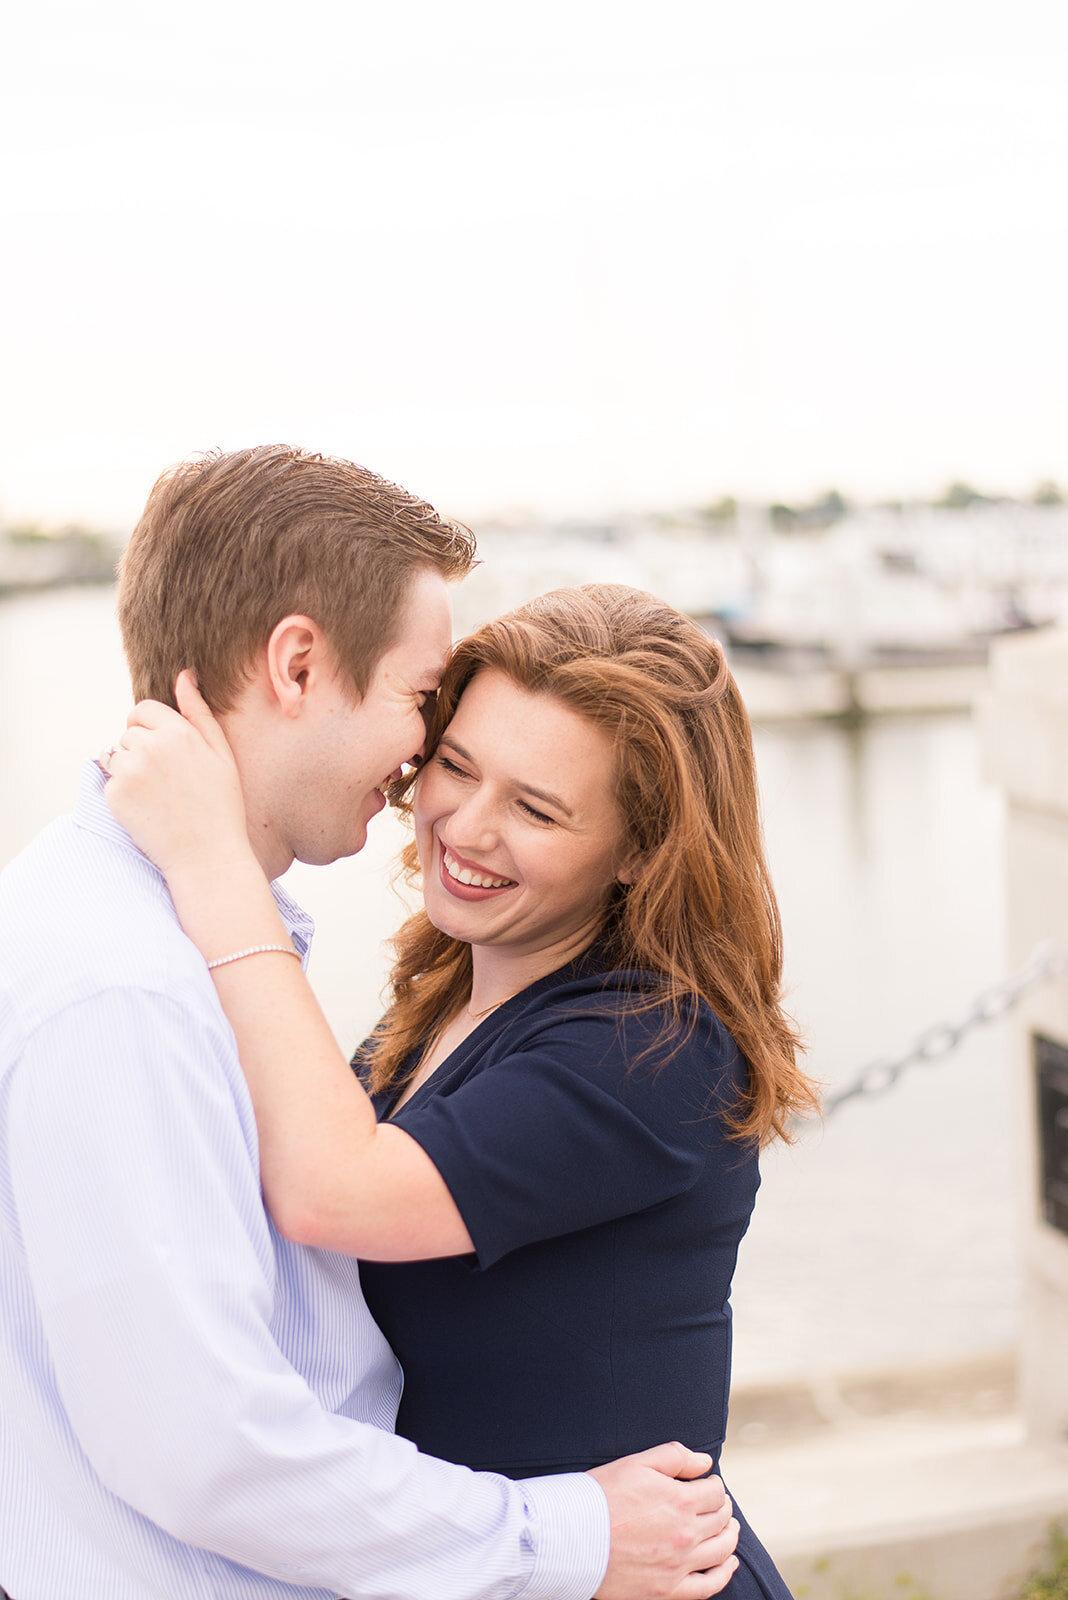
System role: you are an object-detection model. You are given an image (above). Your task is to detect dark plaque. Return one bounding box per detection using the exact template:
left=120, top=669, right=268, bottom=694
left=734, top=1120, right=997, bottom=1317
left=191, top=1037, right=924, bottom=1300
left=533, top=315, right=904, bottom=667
left=1034, top=1033, right=1068, bottom=1238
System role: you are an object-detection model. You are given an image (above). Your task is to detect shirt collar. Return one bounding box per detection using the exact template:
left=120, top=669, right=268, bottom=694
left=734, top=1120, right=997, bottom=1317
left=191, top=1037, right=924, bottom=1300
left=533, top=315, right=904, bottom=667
left=271, top=879, right=315, bottom=960
left=74, top=758, right=153, bottom=858
left=73, top=759, right=315, bottom=957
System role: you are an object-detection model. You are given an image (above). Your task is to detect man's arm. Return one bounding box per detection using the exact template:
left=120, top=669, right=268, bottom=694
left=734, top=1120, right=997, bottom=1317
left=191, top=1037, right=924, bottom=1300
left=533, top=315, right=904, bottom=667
left=10, top=986, right=737, bottom=1600
left=9, top=987, right=605, bottom=1599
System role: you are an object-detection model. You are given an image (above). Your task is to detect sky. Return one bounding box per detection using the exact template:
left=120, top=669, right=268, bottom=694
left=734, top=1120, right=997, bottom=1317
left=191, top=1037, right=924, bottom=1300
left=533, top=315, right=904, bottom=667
left=2, top=0, right=1066, bottom=528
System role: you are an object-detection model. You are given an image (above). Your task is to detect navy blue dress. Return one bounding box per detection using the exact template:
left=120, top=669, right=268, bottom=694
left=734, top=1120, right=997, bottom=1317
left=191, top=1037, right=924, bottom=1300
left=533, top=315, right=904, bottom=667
left=359, top=952, right=791, bottom=1598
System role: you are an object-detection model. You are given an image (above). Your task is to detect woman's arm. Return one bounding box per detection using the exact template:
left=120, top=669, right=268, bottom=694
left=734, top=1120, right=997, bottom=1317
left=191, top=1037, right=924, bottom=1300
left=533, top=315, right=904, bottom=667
left=105, top=675, right=472, bottom=1262
left=207, top=893, right=471, bottom=1261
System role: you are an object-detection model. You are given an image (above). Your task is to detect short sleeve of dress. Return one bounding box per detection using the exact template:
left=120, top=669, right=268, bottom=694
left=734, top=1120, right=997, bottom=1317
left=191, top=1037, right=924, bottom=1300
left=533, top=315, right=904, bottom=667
left=392, top=989, right=745, bottom=1270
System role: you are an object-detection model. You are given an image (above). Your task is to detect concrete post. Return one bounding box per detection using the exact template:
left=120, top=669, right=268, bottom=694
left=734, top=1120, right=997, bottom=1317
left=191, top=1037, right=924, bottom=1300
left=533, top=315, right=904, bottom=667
left=980, top=628, right=1068, bottom=1445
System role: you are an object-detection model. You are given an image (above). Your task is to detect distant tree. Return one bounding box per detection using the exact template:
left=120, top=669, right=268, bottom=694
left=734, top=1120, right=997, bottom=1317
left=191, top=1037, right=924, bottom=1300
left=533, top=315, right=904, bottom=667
left=697, top=496, right=738, bottom=525
left=808, top=489, right=849, bottom=526
left=768, top=502, right=800, bottom=531
left=937, top=480, right=987, bottom=510
left=5, top=521, right=113, bottom=553
left=767, top=491, right=848, bottom=531
left=1034, top=479, right=1064, bottom=507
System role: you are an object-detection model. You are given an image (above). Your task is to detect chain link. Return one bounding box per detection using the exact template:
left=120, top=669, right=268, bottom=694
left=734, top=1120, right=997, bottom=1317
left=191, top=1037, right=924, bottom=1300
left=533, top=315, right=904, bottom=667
left=820, top=940, right=1068, bottom=1119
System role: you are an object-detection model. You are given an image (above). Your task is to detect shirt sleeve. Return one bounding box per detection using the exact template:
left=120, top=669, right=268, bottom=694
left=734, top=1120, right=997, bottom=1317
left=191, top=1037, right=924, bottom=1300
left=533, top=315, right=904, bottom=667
left=8, top=986, right=609, bottom=1600
left=396, top=997, right=742, bottom=1270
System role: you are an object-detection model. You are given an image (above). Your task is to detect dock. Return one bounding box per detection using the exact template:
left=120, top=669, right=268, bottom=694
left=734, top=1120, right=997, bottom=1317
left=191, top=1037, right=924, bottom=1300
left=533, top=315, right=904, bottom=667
left=724, top=1353, right=1068, bottom=1598
left=733, top=659, right=990, bottom=722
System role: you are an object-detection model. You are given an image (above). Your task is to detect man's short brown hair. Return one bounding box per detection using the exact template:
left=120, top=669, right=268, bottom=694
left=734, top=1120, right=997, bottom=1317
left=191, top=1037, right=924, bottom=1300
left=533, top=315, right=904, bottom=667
left=118, top=445, right=476, bottom=711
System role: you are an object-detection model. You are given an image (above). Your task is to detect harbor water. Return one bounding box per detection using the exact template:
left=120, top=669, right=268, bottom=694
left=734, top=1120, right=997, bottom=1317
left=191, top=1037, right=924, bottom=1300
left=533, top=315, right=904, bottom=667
left=0, top=584, right=1013, bottom=1386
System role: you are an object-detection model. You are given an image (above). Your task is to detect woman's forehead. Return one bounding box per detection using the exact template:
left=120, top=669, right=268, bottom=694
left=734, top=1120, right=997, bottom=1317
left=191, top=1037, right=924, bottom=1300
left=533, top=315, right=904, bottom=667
left=446, top=670, right=619, bottom=793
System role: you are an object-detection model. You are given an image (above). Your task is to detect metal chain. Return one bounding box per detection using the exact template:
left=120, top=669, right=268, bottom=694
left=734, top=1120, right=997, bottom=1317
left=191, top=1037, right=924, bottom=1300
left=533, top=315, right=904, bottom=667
left=820, top=939, right=1068, bottom=1119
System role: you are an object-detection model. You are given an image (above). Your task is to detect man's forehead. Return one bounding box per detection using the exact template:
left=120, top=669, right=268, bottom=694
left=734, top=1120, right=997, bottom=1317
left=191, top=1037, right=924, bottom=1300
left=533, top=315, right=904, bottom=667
left=408, top=617, right=452, bottom=680
left=389, top=571, right=453, bottom=686
left=423, top=638, right=452, bottom=687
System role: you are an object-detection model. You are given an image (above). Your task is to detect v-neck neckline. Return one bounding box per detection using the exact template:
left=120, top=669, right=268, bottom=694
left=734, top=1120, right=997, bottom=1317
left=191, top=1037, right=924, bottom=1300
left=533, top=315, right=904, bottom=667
left=380, top=947, right=603, bottom=1120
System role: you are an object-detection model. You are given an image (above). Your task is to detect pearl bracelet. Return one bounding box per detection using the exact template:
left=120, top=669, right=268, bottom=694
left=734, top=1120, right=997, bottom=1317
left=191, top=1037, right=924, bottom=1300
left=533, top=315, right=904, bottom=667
left=206, top=943, right=300, bottom=971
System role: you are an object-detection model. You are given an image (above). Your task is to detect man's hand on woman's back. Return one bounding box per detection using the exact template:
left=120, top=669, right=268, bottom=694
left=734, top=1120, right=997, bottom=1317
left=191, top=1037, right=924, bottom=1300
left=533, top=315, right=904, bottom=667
left=590, top=1441, right=740, bottom=1599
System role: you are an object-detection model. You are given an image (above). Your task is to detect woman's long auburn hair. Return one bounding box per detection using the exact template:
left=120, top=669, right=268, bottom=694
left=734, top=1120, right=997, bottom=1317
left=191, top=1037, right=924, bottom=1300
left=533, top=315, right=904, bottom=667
left=365, top=583, right=818, bottom=1146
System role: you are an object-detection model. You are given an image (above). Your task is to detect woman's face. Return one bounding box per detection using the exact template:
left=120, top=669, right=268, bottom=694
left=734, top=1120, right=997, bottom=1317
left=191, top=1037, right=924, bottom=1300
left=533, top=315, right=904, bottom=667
left=413, top=668, right=634, bottom=964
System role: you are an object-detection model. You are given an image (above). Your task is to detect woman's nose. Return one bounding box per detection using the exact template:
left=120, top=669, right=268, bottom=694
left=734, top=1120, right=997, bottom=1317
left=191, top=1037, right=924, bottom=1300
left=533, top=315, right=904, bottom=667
left=447, top=790, right=499, bottom=849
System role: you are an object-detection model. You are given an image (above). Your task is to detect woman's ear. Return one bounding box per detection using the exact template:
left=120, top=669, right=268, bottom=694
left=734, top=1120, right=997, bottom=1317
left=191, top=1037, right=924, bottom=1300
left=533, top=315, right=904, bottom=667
left=615, top=848, right=644, bottom=887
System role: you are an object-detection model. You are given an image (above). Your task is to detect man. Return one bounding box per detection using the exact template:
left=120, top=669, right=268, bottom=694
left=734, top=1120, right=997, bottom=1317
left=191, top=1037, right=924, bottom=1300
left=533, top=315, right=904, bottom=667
left=0, top=447, right=739, bottom=1599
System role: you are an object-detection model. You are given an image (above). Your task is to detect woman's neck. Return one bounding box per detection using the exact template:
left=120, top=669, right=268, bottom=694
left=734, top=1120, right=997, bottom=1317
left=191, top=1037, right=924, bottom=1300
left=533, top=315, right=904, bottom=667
left=466, top=926, right=600, bottom=1017
left=391, top=928, right=603, bottom=1117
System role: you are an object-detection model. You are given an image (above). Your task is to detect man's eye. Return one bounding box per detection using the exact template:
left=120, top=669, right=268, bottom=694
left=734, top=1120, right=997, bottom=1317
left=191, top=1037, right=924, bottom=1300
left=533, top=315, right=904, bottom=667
left=419, top=691, right=438, bottom=737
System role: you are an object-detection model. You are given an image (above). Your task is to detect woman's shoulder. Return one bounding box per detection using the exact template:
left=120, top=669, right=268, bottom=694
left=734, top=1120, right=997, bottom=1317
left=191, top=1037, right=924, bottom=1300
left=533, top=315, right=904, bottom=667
left=500, top=954, right=744, bottom=1098
left=514, top=949, right=729, bottom=1029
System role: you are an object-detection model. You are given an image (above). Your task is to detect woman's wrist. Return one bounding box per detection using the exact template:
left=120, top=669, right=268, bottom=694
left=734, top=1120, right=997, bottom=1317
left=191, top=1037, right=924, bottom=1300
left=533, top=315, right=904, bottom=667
left=166, top=852, right=287, bottom=961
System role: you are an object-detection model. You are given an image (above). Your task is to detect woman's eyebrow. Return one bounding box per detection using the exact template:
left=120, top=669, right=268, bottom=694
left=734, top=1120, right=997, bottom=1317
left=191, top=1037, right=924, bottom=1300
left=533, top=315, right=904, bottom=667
left=439, top=734, right=574, bottom=818
left=438, top=733, right=473, bottom=761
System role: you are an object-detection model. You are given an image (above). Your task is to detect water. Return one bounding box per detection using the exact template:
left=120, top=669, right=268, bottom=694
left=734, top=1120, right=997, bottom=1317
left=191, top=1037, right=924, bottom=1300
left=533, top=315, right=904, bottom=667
left=743, top=715, right=1011, bottom=1382
left=0, top=586, right=1014, bottom=1384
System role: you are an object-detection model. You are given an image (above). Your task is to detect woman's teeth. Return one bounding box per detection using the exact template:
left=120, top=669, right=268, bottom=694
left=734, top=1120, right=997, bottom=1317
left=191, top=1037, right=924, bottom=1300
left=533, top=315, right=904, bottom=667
left=443, top=848, right=515, bottom=890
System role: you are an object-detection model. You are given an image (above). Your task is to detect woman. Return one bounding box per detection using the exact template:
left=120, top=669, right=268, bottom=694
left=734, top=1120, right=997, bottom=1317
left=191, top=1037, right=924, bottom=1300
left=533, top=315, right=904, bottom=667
left=107, top=583, right=818, bottom=1598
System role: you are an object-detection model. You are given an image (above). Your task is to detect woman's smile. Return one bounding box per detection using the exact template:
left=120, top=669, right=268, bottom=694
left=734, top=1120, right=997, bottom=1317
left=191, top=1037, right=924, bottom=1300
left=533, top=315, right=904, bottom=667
left=413, top=668, right=632, bottom=969
left=438, top=841, right=518, bottom=897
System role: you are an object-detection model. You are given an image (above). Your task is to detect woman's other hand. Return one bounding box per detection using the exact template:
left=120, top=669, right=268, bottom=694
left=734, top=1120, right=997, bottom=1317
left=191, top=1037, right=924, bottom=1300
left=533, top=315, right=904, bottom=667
left=104, top=669, right=249, bottom=880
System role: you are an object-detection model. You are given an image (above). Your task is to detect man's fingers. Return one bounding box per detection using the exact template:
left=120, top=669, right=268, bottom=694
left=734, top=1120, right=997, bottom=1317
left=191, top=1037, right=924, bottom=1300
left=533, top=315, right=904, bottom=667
left=634, top=1441, right=717, bottom=1483
left=675, top=1551, right=740, bottom=1600
left=699, top=1495, right=733, bottom=1537
left=671, top=1447, right=715, bottom=1482
left=674, top=1472, right=728, bottom=1519
left=589, top=1448, right=737, bottom=1600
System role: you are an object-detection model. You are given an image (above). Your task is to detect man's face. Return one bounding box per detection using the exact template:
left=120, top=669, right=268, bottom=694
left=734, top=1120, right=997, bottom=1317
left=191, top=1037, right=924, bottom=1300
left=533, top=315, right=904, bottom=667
left=282, top=567, right=453, bottom=866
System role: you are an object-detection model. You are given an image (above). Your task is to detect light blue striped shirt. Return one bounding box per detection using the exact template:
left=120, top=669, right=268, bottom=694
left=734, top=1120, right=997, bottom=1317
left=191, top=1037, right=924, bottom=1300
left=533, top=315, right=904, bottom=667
left=0, top=764, right=608, bottom=1600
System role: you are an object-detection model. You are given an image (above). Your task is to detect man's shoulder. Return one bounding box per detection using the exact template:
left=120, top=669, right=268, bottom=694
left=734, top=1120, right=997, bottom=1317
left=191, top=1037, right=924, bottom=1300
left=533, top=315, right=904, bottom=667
left=0, top=811, right=218, bottom=1039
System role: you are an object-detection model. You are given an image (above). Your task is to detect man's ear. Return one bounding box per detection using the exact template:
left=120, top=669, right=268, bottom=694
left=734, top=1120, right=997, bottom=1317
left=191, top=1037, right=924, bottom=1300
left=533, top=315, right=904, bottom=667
left=264, top=614, right=328, bottom=717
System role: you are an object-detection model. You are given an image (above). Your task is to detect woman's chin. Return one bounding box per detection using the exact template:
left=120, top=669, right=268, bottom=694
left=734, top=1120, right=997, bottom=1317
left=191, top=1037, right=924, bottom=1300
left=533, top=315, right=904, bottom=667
left=424, top=902, right=468, bottom=942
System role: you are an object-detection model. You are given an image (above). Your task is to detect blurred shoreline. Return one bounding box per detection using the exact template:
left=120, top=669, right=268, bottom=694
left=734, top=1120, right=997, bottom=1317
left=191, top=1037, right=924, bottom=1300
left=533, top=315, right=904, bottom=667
left=10, top=498, right=1065, bottom=725
left=0, top=525, right=120, bottom=597
left=7, top=490, right=1066, bottom=626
